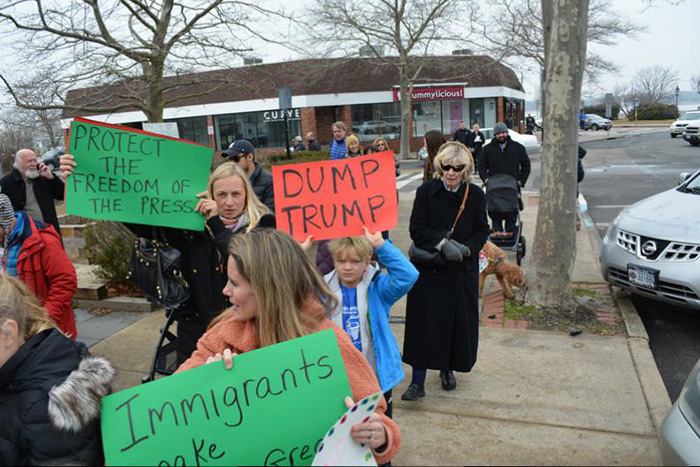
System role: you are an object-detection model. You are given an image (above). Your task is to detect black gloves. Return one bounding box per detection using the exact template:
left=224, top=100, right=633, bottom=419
left=450, top=240, right=471, bottom=259
left=440, top=239, right=471, bottom=262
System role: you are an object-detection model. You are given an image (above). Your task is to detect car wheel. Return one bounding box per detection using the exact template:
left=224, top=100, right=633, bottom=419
left=591, top=124, right=599, bottom=131
left=671, top=133, right=677, bottom=138
left=691, top=141, right=700, bottom=147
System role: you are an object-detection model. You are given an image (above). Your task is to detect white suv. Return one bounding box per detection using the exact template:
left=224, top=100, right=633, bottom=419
left=670, top=111, right=700, bottom=138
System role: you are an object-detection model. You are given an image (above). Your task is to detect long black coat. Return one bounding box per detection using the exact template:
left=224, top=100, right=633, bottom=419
left=403, top=179, right=490, bottom=372
left=126, top=223, right=228, bottom=364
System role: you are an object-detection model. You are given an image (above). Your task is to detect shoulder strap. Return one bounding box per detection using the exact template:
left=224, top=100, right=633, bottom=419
left=451, top=183, right=470, bottom=230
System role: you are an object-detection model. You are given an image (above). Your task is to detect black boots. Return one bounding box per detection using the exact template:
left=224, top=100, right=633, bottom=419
left=440, top=370, right=457, bottom=391
left=400, top=384, right=425, bottom=401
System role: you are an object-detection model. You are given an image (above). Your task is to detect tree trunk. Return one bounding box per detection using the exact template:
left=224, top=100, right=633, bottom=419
left=527, top=0, right=589, bottom=308
left=399, top=61, right=412, bottom=161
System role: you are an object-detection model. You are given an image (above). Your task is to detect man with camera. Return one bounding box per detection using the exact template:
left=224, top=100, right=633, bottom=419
left=0, top=149, right=65, bottom=238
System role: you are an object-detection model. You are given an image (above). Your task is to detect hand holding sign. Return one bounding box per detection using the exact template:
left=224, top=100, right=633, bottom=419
left=362, top=227, right=385, bottom=249
left=312, top=393, right=384, bottom=466
left=205, top=348, right=237, bottom=370
left=195, top=190, right=219, bottom=220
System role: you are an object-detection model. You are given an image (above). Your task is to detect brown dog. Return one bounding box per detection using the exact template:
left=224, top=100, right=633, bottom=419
left=479, top=241, right=525, bottom=299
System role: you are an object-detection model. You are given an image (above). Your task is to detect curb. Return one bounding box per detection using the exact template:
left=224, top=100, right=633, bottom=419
left=579, top=194, right=671, bottom=434
left=74, top=296, right=155, bottom=313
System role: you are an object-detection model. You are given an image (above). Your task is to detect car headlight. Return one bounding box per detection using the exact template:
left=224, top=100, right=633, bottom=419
left=604, top=211, right=624, bottom=242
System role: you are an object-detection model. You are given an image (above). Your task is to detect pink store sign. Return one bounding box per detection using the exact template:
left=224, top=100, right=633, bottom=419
left=392, top=86, right=465, bottom=102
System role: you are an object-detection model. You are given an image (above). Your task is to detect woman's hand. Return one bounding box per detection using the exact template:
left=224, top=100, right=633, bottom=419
left=362, top=226, right=385, bottom=249
left=298, top=235, right=314, bottom=251
left=59, top=154, right=77, bottom=178
left=205, top=348, right=237, bottom=370
left=344, top=396, right=388, bottom=451
left=195, top=190, right=219, bottom=220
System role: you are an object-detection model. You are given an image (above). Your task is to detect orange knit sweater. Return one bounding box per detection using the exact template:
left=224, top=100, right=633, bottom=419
left=176, top=301, right=402, bottom=464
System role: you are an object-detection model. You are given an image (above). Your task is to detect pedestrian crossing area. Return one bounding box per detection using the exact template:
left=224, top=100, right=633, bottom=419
left=396, top=172, right=423, bottom=191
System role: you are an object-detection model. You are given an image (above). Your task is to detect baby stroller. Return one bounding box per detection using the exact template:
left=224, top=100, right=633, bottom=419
left=484, top=174, right=526, bottom=265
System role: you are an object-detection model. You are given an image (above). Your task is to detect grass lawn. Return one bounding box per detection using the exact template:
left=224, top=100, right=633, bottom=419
left=615, top=118, right=675, bottom=125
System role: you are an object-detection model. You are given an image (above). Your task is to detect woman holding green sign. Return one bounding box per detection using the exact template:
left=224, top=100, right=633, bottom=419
left=177, top=229, right=401, bottom=464
left=60, top=156, right=270, bottom=365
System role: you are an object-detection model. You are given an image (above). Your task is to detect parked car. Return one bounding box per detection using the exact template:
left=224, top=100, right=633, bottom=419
left=417, top=145, right=427, bottom=160
left=600, top=170, right=700, bottom=310
left=583, top=114, right=612, bottom=131
left=670, top=111, right=700, bottom=138
left=682, top=124, right=700, bottom=147
left=660, top=357, right=700, bottom=465
left=38, top=147, right=66, bottom=171
left=481, top=127, right=541, bottom=154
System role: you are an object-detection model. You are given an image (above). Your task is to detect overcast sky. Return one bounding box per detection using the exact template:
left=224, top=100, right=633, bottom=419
left=257, top=0, right=699, bottom=101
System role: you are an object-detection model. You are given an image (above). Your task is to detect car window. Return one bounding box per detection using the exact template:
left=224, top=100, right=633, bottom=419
left=681, top=112, right=700, bottom=120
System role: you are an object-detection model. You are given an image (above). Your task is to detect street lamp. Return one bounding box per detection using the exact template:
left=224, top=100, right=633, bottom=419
left=675, top=85, right=680, bottom=110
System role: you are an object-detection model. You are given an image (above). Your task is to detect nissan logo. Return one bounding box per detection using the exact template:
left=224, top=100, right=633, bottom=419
left=641, top=241, right=657, bottom=256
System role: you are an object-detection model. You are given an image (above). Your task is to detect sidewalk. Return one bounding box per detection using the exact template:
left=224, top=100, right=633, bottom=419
left=82, top=187, right=671, bottom=465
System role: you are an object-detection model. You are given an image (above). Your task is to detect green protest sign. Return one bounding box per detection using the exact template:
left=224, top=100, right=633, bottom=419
left=66, top=117, right=213, bottom=231
left=100, top=329, right=352, bottom=466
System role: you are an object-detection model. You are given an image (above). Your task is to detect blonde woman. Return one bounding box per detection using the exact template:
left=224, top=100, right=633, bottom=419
left=346, top=134, right=363, bottom=157
left=59, top=157, right=270, bottom=365
left=402, top=142, right=490, bottom=401
left=195, top=162, right=271, bottom=257
left=0, top=275, right=115, bottom=465
left=177, top=229, right=402, bottom=464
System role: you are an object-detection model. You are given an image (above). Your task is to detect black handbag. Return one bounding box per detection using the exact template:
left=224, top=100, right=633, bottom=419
left=409, top=184, right=470, bottom=267
left=127, top=228, right=190, bottom=309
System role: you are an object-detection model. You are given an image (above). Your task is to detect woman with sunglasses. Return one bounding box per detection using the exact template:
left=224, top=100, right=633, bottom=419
left=401, top=142, right=490, bottom=401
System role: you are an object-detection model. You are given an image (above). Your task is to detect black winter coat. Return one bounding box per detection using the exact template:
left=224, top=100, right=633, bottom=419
left=403, top=180, right=490, bottom=372
left=454, top=128, right=470, bottom=146
left=126, top=223, right=228, bottom=363
left=478, top=137, right=531, bottom=188
left=0, top=329, right=115, bottom=466
left=467, top=131, right=486, bottom=155
left=249, top=162, right=275, bottom=212
left=0, top=169, right=65, bottom=237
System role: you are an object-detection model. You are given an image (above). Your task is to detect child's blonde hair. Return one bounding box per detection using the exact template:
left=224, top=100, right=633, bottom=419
left=0, top=275, right=55, bottom=340
left=328, top=236, right=373, bottom=262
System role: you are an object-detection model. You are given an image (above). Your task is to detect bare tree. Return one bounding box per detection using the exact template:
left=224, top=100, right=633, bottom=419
left=527, top=0, right=589, bottom=308
left=629, top=65, right=679, bottom=105
left=304, top=0, right=463, bottom=160
left=0, top=1, right=290, bottom=123
left=467, top=0, right=642, bottom=82
left=690, top=74, right=700, bottom=94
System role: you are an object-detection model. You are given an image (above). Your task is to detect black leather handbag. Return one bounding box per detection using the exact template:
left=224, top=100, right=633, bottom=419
left=127, top=229, right=190, bottom=309
left=409, top=184, right=470, bottom=267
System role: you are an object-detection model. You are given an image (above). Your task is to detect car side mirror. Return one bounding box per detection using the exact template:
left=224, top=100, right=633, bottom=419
left=679, top=172, right=691, bottom=185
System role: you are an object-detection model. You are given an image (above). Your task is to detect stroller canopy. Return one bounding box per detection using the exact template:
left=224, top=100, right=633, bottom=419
left=486, top=174, right=520, bottom=212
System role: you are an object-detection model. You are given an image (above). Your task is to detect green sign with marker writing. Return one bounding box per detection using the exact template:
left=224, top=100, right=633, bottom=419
left=100, top=329, right=352, bottom=466
left=66, top=117, right=213, bottom=231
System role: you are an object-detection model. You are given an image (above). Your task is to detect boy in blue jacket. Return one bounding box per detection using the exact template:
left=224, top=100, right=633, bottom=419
left=324, top=227, right=419, bottom=417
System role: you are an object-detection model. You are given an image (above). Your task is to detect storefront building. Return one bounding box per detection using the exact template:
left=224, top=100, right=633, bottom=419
left=62, top=56, right=526, bottom=156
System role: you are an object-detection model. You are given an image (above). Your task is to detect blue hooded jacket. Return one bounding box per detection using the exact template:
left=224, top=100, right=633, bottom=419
left=325, top=241, right=419, bottom=392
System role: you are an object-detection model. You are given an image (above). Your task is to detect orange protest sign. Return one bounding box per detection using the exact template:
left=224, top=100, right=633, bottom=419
left=272, top=152, right=398, bottom=241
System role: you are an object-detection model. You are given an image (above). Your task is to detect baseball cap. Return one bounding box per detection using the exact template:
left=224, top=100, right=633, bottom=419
left=222, top=139, right=254, bottom=160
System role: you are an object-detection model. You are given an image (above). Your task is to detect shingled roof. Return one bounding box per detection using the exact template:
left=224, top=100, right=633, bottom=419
left=62, top=55, right=523, bottom=119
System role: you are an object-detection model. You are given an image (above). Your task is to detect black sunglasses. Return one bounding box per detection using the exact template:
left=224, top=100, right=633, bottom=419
left=441, top=164, right=466, bottom=173
left=229, top=152, right=245, bottom=162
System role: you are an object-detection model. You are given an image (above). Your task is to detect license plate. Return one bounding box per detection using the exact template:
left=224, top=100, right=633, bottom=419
left=627, top=264, right=659, bottom=290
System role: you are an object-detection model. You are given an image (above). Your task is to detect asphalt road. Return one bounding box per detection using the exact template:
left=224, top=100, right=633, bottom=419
left=579, top=129, right=700, bottom=402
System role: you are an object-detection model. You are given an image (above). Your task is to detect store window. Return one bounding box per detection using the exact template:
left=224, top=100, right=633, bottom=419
left=166, top=116, right=209, bottom=146
left=350, top=103, right=401, bottom=142
left=412, top=101, right=442, bottom=137
left=215, top=110, right=301, bottom=150
left=469, top=98, right=485, bottom=128
left=441, top=100, right=469, bottom=135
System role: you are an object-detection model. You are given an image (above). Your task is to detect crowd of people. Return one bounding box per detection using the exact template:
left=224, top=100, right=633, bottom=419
left=0, top=117, right=534, bottom=464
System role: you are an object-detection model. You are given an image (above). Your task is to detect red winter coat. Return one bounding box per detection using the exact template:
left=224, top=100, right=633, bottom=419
left=16, top=218, right=77, bottom=338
